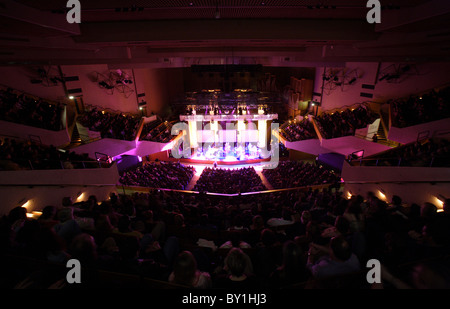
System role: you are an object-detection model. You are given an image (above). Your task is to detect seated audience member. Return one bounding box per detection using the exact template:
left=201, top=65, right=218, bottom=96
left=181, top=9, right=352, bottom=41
left=253, top=228, right=282, bottom=285
left=53, top=207, right=82, bottom=247
left=269, top=240, right=310, bottom=288
left=283, top=211, right=309, bottom=241
left=37, top=205, right=59, bottom=230
left=68, top=233, right=98, bottom=266
left=409, top=259, right=450, bottom=289
left=214, top=247, right=259, bottom=288
left=113, top=215, right=144, bottom=239
left=247, top=215, right=265, bottom=247
left=307, top=235, right=361, bottom=279
left=220, top=230, right=251, bottom=249
left=168, top=251, right=212, bottom=288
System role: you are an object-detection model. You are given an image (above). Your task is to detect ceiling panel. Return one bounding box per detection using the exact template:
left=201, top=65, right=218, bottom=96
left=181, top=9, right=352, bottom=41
left=15, top=0, right=430, bottom=12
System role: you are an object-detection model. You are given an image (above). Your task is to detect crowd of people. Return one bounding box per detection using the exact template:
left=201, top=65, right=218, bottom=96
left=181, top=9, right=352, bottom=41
left=1, top=83, right=450, bottom=291
left=1, top=188, right=449, bottom=289
left=314, top=105, right=379, bottom=139
left=280, top=118, right=317, bottom=142
left=358, top=138, right=450, bottom=167
left=119, top=161, right=195, bottom=190
left=140, top=119, right=175, bottom=143
left=0, top=88, right=63, bottom=131
left=0, top=137, right=101, bottom=171
left=77, top=107, right=140, bottom=141
left=262, top=160, right=341, bottom=190
left=390, top=86, right=450, bottom=128
left=193, top=167, right=267, bottom=194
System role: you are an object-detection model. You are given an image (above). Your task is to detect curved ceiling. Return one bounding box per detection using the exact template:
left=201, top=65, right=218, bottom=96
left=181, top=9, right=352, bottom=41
left=0, top=0, right=449, bottom=66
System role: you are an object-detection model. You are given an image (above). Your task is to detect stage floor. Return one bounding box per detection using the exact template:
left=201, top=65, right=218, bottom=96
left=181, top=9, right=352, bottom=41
left=181, top=156, right=271, bottom=166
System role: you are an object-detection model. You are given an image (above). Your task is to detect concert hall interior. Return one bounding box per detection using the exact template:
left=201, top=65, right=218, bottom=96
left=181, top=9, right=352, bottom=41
left=1, top=0, right=450, bottom=292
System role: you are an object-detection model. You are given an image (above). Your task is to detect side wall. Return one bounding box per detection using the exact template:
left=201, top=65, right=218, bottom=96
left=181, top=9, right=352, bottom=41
left=0, top=163, right=120, bottom=215
left=314, top=62, right=450, bottom=112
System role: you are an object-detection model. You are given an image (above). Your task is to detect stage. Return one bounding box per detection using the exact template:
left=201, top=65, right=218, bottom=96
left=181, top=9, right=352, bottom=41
left=181, top=157, right=271, bottom=166
left=181, top=144, right=271, bottom=166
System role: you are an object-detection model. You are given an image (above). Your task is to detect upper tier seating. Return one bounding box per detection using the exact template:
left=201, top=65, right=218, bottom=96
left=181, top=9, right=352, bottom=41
left=314, top=105, right=379, bottom=139
left=280, top=118, right=317, bottom=142
left=0, top=137, right=101, bottom=171
left=390, top=86, right=450, bottom=128
left=77, top=107, right=140, bottom=141
left=140, top=119, right=176, bottom=143
left=0, top=88, right=63, bottom=131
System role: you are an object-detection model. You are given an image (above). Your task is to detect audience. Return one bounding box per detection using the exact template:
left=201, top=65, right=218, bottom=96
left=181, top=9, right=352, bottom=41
left=119, top=161, right=195, bottom=190
left=357, top=138, right=450, bottom=167
left=269, top=240, right=310, bottom=288
left=262, top=160, right=340, bottom=189
left=213, top=247, right=259, bottom=288
left=140, top=119, right=175, bottom=143
left=0, top=88, right=62, bottom=131
left=168, top=250, right=212, bottom=288
left=77, top=107, right=140, bottom=141
left=306, top=235, right=361, bottom=279
left=314, top=105, right=379, bottom=139
left=390, top=86, right=450, bottom=128
left=1, top=187, right=450, bottom=289
left=0, top=85, right=449, bottom=290
left=194, top=167, right=266, bottom=194
left=280, top=118, right=317, bottom=142
left=0, top=137, right=101, bottom=171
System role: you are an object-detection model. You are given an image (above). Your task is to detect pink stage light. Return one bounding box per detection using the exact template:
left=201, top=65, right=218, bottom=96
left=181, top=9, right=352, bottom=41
left=162, top=141, right=174, bottom=151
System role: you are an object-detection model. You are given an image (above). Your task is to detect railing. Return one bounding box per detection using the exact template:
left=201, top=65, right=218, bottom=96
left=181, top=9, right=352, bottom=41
left=28, top=134, right=42, bottom=145
left=0, top=83, right=62, bottom=107
left=0, top=85, right=65, bottom=132
left=318, top=100, right=373, bottom=116
left=117, top=182, right=342, bottom=197
left=0, top=158, right=111, bottom=171
left=95, top=151, right=112, bottom=164
left=348, top=149, right=365, bottom=161
left=348, top=154, right=449, bottom=167
left=0, top=253, right=189, bottom=289
left=417, top=130, right=430, bottom=142
left=83, top=103, right=140, bottom=119
left=353, top=133, right=373, bottom=141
